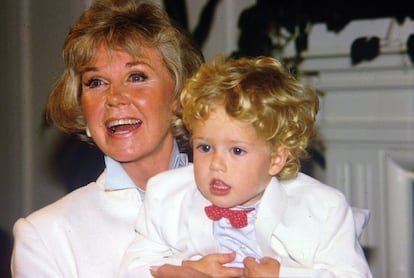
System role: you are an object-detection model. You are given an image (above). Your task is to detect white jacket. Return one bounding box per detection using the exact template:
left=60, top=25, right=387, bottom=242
left=12, top=171, right=141, bottom=278
left=120, top=165, right=372, bottom=278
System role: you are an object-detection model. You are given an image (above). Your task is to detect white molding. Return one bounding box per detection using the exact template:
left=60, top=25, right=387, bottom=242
left=383, top=151, right=414, bottom=278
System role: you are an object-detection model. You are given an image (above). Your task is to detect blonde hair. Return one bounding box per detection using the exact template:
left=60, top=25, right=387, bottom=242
left=179, top=56, right=319, bottom=179
left=47, top=0, right=204, bottom=144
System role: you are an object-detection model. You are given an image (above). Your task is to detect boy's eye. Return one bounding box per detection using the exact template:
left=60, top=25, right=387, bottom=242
left=196, top=144, right=212, bottom=153
left=231, top=147, right=245, bottom=156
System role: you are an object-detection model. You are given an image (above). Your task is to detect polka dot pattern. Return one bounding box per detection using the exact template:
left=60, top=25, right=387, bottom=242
left=204, top=205, right=255, bottom=228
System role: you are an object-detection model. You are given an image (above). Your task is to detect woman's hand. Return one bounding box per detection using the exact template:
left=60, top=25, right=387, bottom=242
left=150, top=264, right=211, bottom=278
left=150, top=253, right=244, bottom=278
left=243, top=256, right=280, bottom=277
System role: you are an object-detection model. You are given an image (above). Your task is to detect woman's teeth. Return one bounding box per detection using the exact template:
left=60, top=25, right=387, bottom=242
left=107, top=119, right=142, bottom=134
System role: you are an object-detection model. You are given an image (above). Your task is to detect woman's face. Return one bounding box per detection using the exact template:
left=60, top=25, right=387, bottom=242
left=81, top=45, right=176, bottom=166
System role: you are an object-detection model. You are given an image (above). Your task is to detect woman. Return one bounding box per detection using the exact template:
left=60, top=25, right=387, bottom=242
left=11, top=0, right=235, bottom=277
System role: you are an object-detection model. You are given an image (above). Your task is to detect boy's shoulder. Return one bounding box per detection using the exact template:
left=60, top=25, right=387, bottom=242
left=146, top=164, right=196, bottom=196
left=149, top=164, right=194, bottom=184
left=280, top=172, right=347, bottom=206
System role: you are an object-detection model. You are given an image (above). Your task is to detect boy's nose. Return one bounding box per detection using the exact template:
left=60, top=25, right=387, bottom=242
left=209, top=154, right=226, bottom=172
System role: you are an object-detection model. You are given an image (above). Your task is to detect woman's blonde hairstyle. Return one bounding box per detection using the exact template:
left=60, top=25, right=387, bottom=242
left=180, top=56, right=319, bottom=180
left=47, top=0, right=204, bottom=144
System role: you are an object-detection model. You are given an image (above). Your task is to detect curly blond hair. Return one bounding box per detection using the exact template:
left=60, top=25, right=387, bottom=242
left=178, top=56, right=319, bottom=180
left=47, top=0, right=203, bottom=145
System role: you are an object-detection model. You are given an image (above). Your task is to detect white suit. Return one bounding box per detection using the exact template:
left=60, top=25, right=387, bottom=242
left=120, top=165, right=372, bottom=278
left=11, top=145, right=188, bottom=278
left=11, top=171, right=141, bottom=278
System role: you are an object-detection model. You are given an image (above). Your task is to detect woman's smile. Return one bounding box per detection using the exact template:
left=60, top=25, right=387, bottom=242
left=106, top=118, right=143, bottom=135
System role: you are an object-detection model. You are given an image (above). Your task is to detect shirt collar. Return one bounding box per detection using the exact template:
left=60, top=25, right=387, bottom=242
left=104, top=140, right=188, bottom=193
left=169, top=140, right=188, bottom=169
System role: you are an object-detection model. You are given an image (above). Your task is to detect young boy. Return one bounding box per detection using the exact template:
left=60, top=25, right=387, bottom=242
left=120, top=56, right=372, bottom=277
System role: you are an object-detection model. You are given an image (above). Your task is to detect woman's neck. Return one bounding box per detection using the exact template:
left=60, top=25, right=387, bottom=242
left=121, top=139, right=175, bottom=190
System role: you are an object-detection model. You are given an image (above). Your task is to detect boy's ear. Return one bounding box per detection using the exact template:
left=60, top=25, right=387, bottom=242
left=268, top=146, right=288, bottom=176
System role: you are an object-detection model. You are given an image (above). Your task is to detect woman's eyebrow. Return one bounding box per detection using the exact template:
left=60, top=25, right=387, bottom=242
left=81, top=66, right=98, bottom=74
left=126, top=60, right=151, bottom=68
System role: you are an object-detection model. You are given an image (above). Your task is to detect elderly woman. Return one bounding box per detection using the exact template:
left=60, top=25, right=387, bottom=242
left=11, top=1, right=241, bottom=277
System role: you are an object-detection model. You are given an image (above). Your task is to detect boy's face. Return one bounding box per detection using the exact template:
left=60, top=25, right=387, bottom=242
left=192, top=106, right=287, bottom=208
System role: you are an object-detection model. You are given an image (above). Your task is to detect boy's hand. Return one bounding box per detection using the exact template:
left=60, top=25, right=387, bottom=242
left=243, top=256, right=280, bottom=277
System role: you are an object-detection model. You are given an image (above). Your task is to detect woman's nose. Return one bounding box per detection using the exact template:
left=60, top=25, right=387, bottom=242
left=106, top=85, right=130, bottom=107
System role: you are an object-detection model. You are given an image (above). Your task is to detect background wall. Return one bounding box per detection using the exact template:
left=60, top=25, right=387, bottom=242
left=1, top=0, right=413, bottom=277
left=0, top=0, right=91, bottom=276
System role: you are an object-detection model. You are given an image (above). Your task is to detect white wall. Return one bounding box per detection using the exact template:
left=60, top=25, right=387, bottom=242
left=299, top=18, right=414, bottom=278
left=0, top=2, right=91, bottom=274
left=1, top=0, right=93, bottom=229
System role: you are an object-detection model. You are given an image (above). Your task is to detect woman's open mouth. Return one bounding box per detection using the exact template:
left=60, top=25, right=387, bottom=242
left=106, top=119, right=143, bottom=135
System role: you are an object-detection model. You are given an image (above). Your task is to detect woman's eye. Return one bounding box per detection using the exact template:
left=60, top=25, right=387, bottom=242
left=85, top=78, right=104, bottom=88
left=231, top=147, right=245, bottom=156
left=130, top=73, right=147, bottom=82
left=196, top=144, right=212, bottom=153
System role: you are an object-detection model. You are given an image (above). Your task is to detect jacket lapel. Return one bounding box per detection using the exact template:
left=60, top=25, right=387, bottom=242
left=255, top=177, right=288, bottom=256
left=188, top=190, right=221, bottom=254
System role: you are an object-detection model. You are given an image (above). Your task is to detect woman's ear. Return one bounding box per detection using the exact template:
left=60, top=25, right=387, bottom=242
left=268, top=146, right=288, bottom=176
left=171, top=98, right=180, bottom=114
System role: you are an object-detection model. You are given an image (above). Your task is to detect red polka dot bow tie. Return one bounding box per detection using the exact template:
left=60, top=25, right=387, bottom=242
left=204, top=205, right=255, bottom=228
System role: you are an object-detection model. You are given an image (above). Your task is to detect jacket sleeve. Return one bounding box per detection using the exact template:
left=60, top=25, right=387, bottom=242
left=11, top=218, right=63, bottom=278
left=118, top=170, right=191, bottom=278
left=118, top=232, right=185, bottom=278
left=277, top=194, right=372, bottom=278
